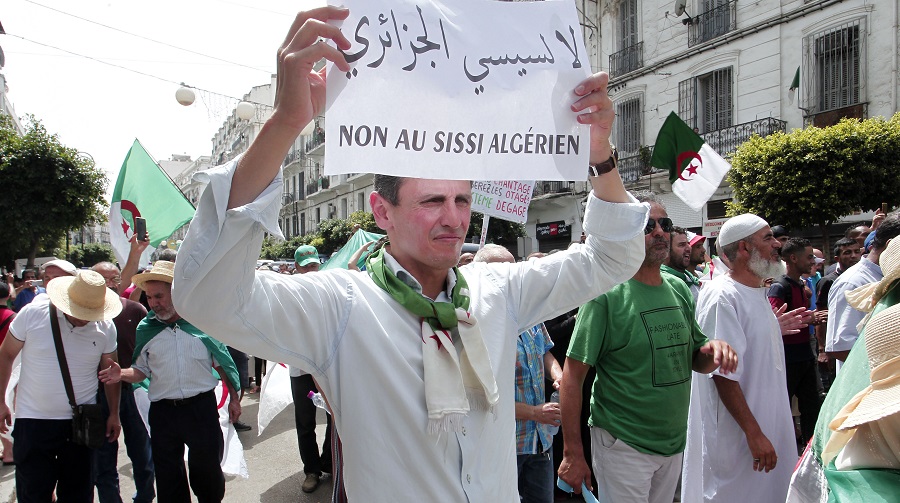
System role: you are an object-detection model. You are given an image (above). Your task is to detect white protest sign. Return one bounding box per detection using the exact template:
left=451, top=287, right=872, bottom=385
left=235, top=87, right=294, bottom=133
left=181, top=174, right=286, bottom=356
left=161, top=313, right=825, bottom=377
left=324, top=0, right=591, bottom=181
left=472, top=180, right=535, bottom=224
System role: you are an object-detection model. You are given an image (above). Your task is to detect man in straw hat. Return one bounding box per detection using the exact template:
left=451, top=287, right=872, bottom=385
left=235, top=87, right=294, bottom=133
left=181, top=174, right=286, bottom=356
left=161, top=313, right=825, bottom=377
left=169, top=5, right=649, bottom=501
left=0, top=270, right=122, bottom=501
left=99, top=261, right=242, bottom=503
left=681, top=214, right=798, bottom=502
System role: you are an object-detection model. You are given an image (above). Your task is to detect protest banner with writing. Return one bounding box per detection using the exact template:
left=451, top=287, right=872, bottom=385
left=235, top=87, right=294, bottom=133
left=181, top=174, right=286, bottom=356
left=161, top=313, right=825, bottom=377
left=325, top=0, right=590, bottom=181
left=471, top=180, right=535, bottom=224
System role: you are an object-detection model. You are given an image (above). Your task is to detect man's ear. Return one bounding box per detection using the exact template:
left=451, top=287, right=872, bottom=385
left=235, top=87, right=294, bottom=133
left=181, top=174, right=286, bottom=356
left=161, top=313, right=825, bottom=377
left=370, top=191, right=393, bottom=231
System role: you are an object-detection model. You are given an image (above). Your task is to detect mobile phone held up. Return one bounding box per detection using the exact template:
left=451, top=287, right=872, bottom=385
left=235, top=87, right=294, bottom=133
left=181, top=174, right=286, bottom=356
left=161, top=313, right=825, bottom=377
left=134, top=217, right=147, bottom=242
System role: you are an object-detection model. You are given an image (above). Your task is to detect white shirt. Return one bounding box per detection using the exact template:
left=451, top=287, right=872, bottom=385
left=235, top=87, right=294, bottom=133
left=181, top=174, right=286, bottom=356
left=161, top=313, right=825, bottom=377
left=682, top=275, right=795, bottom=502
left=172, top=160, right=648, bottom=503
left=10, top=295, right=117, bottom=420
left=826, top=257, right=883, bottom=353
left=131, top=319, right=221, bottom=402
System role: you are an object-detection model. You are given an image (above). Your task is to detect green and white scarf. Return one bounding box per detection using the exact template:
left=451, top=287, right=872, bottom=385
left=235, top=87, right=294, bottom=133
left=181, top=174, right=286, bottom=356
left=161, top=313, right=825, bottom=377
left=367, top=245, right=499, bottom=434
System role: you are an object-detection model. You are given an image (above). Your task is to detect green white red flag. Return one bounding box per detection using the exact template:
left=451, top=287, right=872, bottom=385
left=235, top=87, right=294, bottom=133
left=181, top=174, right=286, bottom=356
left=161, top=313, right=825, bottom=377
left=108, top=140, right=195, bottom=266
left=650, top=112, right=731, bottom=211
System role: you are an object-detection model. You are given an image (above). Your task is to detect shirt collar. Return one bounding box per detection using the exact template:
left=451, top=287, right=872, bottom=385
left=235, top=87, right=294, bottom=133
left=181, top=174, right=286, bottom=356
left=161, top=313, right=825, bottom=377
left=382, top=250, right=456, bottom=302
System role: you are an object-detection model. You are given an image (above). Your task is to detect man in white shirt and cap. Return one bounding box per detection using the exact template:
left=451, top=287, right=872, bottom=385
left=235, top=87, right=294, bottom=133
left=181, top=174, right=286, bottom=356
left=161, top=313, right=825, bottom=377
left=0, top=270, right=121, bottom=502
left=682, top=214, right=797, bottom=502
left=168, top=6, right=649, bottom=501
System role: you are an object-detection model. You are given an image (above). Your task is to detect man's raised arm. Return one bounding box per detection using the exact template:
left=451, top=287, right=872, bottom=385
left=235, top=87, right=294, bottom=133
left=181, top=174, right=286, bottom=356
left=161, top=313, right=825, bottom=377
left=228, top=7, right=352, bottom=210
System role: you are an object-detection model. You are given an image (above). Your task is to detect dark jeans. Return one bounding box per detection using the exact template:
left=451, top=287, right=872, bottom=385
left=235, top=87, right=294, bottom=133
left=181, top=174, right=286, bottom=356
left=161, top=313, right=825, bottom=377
left=95, top=385, right=156, bottom=503
left=290, top=374, right=333, bottom=475
left=786, top=359, right=822, bottom=445
left=227, top=347, right=250, bottom=390
left=516, top=449, right=554, bottom=503
left=13, top=418, right=94, bottom=503
left=149, top=390, right=224, bottom=503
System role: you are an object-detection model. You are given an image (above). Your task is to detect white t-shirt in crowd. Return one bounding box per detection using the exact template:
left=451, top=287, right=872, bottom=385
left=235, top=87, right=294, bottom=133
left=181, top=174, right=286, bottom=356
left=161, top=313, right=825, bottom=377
left=10, top=295, right=117, bottom=420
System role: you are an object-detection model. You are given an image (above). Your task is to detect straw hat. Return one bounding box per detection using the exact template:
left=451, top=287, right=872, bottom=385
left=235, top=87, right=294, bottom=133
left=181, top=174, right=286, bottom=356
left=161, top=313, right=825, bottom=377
left=829, top=302, right=900, bottom=431
left=846, top=238, right=900, bottom=313
left=47, top=270, right=123, bottom=322
left=131, top=261, right=175, bottom=291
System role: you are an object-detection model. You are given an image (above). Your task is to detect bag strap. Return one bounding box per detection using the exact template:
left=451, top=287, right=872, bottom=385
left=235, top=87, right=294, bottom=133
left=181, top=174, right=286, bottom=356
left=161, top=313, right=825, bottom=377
left=0, top=312, right=13, bottom=333
left=49, top=303, right=78, bottom=410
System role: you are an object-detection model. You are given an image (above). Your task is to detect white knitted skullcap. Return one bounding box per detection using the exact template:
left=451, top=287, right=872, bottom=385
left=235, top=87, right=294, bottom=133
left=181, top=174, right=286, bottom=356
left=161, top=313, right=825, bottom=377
left=717, top=214, right=769, bottom=246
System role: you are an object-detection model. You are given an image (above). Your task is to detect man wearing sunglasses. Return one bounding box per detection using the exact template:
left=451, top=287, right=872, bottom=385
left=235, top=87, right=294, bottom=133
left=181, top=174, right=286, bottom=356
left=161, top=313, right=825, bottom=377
left=559, top=192, right=737, bottom=502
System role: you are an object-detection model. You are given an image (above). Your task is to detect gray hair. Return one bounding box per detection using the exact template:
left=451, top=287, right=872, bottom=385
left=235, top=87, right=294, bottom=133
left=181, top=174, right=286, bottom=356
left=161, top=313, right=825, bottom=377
left=473, top=244, right=514, bottom=263
left=632, top=190, right=665, bottom=210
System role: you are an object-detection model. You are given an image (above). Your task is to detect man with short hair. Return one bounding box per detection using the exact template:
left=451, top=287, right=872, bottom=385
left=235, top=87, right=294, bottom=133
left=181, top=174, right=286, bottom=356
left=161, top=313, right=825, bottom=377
left=100, top=261, right=242, bottom=503
left=662, top=226, right=701, bottom=300
left=91, top=261, right=155, bottom=503
left=288, top=244, right=333, bottom=493
left=0, top=270, right=122, bottom=501
left=12, top=268, right=43, bottom=311
left=170, top=6, right=649, bottom=500
left=475, top=244, right=563, bottom=503
left=771, top=225, right=790, bottom=246
left=682, top=215, right=798, bottom=502
left=560, top=194, right=736, bottom=502
left=767, top=238, right=820, bottom=446
left=826, top=213, right=900, bottom=368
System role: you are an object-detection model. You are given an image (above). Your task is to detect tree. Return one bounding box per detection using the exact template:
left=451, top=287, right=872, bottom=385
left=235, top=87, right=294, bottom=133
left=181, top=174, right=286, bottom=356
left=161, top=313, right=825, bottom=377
left=0, top=115, right=108, bottom=268
left=728, top=114, right=900, bottom=254
left=466, top=211, right=527, bottom=245
left=68, top=243, right=116, bottom=268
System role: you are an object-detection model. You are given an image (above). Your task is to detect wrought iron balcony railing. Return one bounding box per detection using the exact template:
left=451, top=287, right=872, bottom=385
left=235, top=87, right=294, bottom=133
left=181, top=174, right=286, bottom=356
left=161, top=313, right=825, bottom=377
left=688, top=0, right=736, bottom=47
left=701, top=117, right=787, bottom=156
left=609, top=42, right=643, bottom=78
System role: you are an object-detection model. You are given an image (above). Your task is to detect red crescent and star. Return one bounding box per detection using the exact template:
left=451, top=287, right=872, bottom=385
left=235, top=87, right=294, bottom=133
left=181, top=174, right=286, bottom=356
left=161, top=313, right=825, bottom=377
left=118, top=199, right=141, bottom=235
left=676, top=151, right=702, bottom=181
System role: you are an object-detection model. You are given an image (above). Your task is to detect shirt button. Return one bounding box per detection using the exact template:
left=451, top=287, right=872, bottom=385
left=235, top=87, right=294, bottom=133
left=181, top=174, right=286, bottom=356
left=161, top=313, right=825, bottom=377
left=467, top=474, right=471, bottom=483
left=461, top=427, right=467, bottom=436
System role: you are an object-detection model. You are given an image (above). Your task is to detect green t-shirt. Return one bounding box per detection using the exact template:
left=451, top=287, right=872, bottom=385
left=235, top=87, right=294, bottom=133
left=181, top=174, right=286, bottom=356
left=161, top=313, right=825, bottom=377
left=567, top=272, right=708, bottom=456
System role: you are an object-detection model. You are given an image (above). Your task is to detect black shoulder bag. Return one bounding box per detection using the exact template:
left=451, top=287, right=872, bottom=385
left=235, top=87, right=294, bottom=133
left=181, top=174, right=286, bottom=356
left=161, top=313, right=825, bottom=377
left=50, top=303, right=106, bottom=449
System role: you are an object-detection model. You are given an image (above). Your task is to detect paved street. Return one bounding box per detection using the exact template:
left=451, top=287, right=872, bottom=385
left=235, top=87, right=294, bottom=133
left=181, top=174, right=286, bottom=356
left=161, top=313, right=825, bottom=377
left=0, top=392, right=334, bottom=503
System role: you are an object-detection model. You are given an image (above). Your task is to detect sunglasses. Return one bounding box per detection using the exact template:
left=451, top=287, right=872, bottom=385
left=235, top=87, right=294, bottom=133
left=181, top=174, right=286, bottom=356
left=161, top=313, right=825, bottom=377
left=644, top=217, right=674, bottom=235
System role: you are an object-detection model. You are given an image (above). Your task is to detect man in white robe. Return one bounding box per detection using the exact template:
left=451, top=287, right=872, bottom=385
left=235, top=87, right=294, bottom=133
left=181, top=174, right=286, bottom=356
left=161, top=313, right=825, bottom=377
left=682, top=214, right=797, bottom=502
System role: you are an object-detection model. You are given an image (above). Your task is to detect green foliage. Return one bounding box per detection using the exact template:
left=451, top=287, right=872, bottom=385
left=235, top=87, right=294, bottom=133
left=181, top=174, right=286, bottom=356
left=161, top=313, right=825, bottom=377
left=0, top=115, right=108, bottom=268
left=728, top=114, right=900, bottom=248
left=260, top=211, right=380, bottom=259
left=466, top=211, right=527, bottom=244
left=68, top=243, right=116, bottom=268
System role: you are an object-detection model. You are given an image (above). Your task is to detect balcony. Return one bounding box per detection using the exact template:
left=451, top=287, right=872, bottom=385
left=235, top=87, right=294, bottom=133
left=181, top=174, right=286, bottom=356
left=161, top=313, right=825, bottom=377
left=305, top=127, right=325, bottom=154
left=609, top=42, right=643, bottom=79
left=533, top=181, right=573, bottom=197
left=688, top=0, right=736, bottom=47
left=700, top=117, right=787, bottom=156
left=283, top=147, right=304, bottom=167
left=618, top=147, right=656, bottom=185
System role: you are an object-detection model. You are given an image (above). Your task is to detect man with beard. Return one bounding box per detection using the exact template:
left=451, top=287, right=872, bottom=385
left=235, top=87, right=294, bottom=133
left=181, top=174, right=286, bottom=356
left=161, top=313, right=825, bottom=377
left=559, top=193, right=736, bottom=502
left=662, top=226, right=701, bottom=300
left=682, top=214, right=797, bottom=502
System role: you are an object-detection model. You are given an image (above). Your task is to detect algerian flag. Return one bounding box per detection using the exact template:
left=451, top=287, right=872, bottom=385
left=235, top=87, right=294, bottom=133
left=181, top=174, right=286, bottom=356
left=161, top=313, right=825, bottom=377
left=788, top=66, right=800, bottom=105
left=650, top=112, right=731, bottom=212
left=109, top=140, right=195, bottom=266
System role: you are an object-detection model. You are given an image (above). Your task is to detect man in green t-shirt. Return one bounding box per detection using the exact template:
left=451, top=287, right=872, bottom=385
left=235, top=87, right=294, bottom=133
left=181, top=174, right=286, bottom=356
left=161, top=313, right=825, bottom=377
left=558, top=192, right=738, bottom=502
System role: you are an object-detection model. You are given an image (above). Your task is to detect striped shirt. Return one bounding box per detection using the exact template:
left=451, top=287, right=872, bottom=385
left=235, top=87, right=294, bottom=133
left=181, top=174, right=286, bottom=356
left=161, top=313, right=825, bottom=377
left=514, top=323, right=554, bottom=454
left=132, top=319, right=221, bottom=402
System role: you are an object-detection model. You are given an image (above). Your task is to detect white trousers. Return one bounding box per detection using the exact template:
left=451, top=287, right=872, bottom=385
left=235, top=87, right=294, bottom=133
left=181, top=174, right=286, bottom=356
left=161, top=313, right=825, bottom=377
left=590, top=427, right=682, bottom=503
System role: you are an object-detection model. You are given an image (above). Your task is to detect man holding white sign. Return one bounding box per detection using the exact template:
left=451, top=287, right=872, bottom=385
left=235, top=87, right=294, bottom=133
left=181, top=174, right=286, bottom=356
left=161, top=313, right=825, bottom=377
left=172, top=4, right=648, bottom=502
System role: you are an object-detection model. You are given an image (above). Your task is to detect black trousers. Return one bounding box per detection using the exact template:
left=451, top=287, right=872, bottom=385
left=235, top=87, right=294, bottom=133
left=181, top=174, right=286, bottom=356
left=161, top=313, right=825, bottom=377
left=786, top=359, right=822, bottom=444
left=149, top=390, right=224, bottom=503
left=290, top=374, right=333, bottom=475
left=13, top=417, right=94, bottom=503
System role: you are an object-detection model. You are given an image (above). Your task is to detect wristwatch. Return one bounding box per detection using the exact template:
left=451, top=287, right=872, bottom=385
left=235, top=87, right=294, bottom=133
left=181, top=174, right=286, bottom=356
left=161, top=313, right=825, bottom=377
left=588, top=145, right=619, bottom=178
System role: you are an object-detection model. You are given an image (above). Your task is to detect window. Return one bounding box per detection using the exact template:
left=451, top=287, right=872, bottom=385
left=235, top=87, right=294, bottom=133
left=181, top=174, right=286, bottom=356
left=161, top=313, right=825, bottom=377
left=300, top=212, right=306, bottom=235
left=341, top=198, right=348, bottom=219
left=615, top=97, right=642, bottom=155
left=804, top=20, right=862, bottom=114
left=315, top=207, right=321, bottom=224
left=609, top=0, right=643, bottom=77
left=678, top=67, right=733, bottom=134
left=292, top=215, right=299, bottom=237
left=357, top=192, right=365, bottom=212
